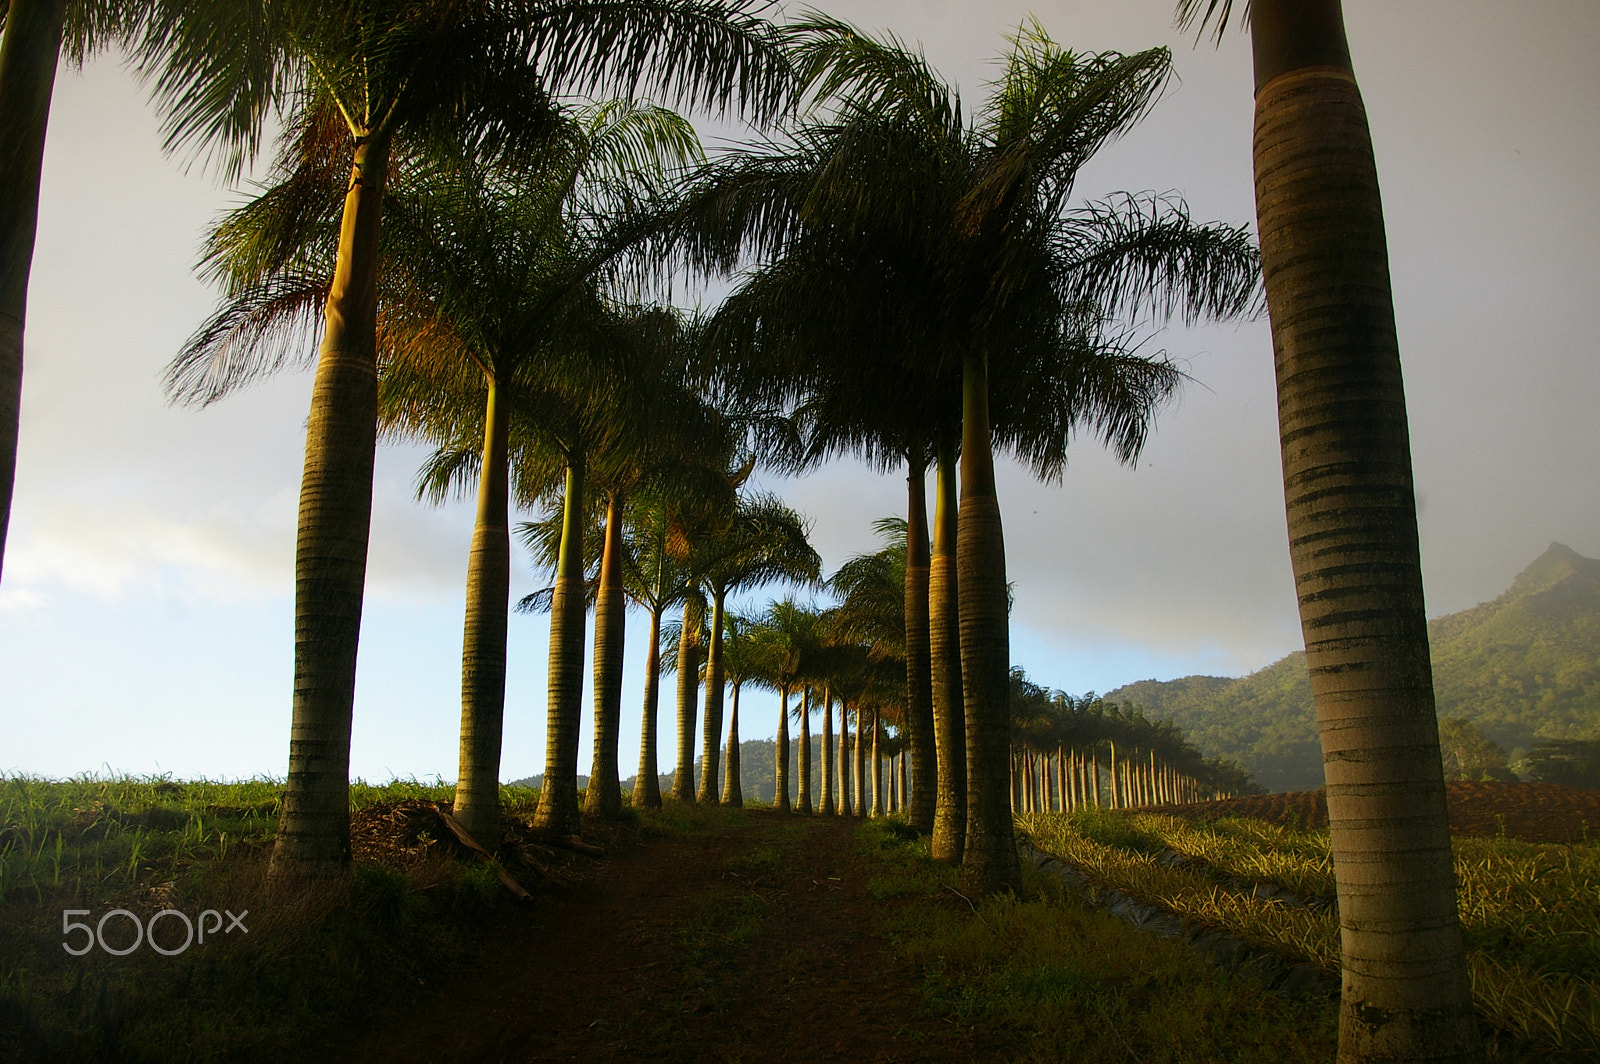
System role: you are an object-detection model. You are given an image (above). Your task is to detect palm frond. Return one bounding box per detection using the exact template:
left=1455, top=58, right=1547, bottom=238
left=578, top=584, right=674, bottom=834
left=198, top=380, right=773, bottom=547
left=165, top=271, right=328, bottom=405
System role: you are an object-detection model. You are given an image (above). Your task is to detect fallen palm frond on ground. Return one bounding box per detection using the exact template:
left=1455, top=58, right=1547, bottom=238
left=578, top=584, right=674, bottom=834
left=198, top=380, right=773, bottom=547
left=1018, top=808, right=1600, bottom=1056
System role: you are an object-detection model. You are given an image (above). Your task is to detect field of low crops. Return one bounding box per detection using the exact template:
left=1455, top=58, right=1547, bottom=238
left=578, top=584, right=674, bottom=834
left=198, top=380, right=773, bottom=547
left=1017, top=807, right=1600, bottom=1055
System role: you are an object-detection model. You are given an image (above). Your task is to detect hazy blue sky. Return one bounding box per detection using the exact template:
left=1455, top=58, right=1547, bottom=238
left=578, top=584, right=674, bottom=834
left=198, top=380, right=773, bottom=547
left=3, top=1, right=1596, bottom=783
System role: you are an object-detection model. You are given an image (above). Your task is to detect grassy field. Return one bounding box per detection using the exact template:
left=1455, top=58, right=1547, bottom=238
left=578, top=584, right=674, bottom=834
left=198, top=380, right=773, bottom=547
left=1018, top=808, right=1600, bottom=1055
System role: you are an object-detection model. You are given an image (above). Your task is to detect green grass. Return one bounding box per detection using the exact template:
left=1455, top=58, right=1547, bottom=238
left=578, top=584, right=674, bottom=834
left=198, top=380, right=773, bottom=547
left=0, top=774, right=525, bottom=1064
left=1019, top=808, right=1600, bottom=1055
left=858, top=818, right=1338, bottom=1063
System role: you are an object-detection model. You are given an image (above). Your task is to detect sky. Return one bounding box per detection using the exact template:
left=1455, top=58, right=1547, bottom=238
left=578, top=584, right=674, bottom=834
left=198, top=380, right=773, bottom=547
left=3, top=0, right=1597, bottom=784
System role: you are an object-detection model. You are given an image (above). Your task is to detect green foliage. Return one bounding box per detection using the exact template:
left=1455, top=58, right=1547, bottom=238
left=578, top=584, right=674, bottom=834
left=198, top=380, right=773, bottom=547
left=1522, top=740, right=1600, bottom=788
left=1109, top=544, right=1600, bottom=791
left=1438, top=718, right=1515, bottom=782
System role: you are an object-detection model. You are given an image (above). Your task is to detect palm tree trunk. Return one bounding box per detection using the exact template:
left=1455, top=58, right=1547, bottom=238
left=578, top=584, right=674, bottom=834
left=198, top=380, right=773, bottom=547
left=773, top=683, right=791, bottom=812
left=837, top=699, right=852, bottom=816
left=633, top=603, right=665, bottom=809
left=722, top=680, right=743, bottom=806
left=698, top=589, right=727, bottom=804
left=903, top=454, right=936, bottom=832
left=1091, top=750, right=1101, bottom=808
left=852, top=702, right=867, bottom=818
left=0, top=0, right=65, bottom=583
left=819, top=685, right=835, bottom=815
left=897, top=751, right=907, bottom=813
left=672, top=599, right=699, bottom=802
left=796, top=687, right=812, bottom=813
left=534, top=457, right=586, bottom=835
left=870, top=709, right=883, bottom=818
left=1250, top=4, right=1478, bottom=1058
left=270, top=130, right=392, bottom=879
left=930, top=440, right=965, bottom=860
left=584, top=490, right=627, bottom=818
left=957, top=350, right=1020, bottom=895
left=452, top=378, right=510, bottom=846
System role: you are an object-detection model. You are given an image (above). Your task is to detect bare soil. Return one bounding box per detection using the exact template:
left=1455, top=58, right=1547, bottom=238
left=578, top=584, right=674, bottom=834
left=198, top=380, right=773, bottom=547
left=1146, top=781, right=1600, bottom=843
left=326, top=809, right=981, bottom=1064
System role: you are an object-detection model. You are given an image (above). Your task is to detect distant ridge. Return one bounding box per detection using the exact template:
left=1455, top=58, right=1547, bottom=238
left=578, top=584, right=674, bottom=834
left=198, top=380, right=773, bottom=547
left=1108, top=543, right=1600, bottom=792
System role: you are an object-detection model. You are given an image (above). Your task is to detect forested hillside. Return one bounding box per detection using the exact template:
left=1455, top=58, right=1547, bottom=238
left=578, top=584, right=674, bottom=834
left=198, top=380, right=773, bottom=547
left=1109, top=543, right=1600, bottom=792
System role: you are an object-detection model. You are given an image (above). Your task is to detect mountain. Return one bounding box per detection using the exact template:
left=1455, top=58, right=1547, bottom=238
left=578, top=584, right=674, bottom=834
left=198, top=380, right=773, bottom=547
left=1107, top=543, right=1600, bottom=792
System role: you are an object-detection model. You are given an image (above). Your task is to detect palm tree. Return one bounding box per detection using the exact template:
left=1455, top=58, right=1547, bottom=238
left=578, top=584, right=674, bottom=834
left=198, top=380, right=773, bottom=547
left=148, top=0, right=793, bottom=878
left=718, top=608, right=758, bottom=806
left=378, top=101, right=702, bottom=842
left=777, top=18, right=1259, bottom=895
left=747, top=596, right=824, bottom=811
left=1174, top=3, right=1480, bottom=1058
left=689, top=492, right=821, bottom=803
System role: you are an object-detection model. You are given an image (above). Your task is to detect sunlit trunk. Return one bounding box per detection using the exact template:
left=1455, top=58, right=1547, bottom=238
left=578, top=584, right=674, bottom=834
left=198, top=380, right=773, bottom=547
left=773, top=683, right=791, bottom=812
left=837, top=699, right=852, bottom=815
left=534, top=457, right=586, bottom=835
left=584, top=490, right=627, bottom=819
left=852, top=701, right=866, bottom=817
left=796, top=687, right=812, bottom=814
left=722, top=680, right=743, bottom=806
left=929, top=440, right=965, bottom=860
left=870, top=709, right=883, bottom=818
left=633, top=603, right=665, bottom=809
left=819, top=685, right=835, bottom=815
left=452, top=378, right=509, bottom=845
left=958, top=350, right=1019, bottom=895
left=271, top=130, right=392, bottom=878
left=1250, top=3, right=1478, bottom=1058
left=698, top=589, right=727, bottom=804
left=672, top=598, right=700, bottom=802
left=0, top=0, right=65, bottom=583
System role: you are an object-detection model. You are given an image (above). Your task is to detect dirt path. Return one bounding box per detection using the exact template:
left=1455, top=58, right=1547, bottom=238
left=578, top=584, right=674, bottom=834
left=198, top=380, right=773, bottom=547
left=334, top=811, right=978, bottom=1064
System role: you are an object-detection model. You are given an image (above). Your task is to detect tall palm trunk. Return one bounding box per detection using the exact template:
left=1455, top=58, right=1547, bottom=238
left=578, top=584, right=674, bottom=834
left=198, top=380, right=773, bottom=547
left=1250, top=3, right=1478, bottom=1058
left=633, top=602, right=665, bottom=809
left=852, top=703, right=866, bottom=817
left=836, top=698, right=852, bottom=815
left=0, top=0, right=65, bottom=583
left=534, top=457, right=586, bottom=835
left=452, top=378, right=509, bottom=845
left=698, top=589, right=727, bottom=803
left=672, top=598, right=700, bottom=802
left=957, top=350, right=1020, bottom=895
left=773, top=683, right=791, bottom=812
left=902, top=455, right=936, bottom=831
left=584, top=490, right=627, bottom=818
left=870, top=709, right=883, bottom=817
left=722, top=680, right=743, bottom=806
left=796, top=687, right=812, bottom=813
left=929, top=441, right=965, bottom=860
left=819, top=686, right=835, bottom=815
left=271, top=130, right=392, bottom=878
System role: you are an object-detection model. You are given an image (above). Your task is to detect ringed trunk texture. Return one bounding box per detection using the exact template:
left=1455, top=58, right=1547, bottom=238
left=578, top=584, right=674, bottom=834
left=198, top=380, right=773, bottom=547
left=819, top=687, right=835, bottom=815
left=902, top=457, right=936, bottom=832
left=796, top=688, right=812, bottom=814
left=633, top=605, right=665, bottom=809
left=672, top=600, right=700, bottom=802
left=452, top=379, right=509, bottom=846
left=773, top=685, right=791, bottom=812
left=584, top=491, right=627, bottom=818
left=852, top=703, right=866, bottom=818
left=271, top=131, right=391, bottom=879
left=957, top=351, right=1020, bottom=896
left=837, top=699, right=852, bottom=816
left=1251, top=3, right=1479, bottom=1060
left=929, top=442, right=965, bottom=861
left=0, top=0, right=65, bottom=582
left=722, top=681, right=743, bottom=806
left=698, top=591, right=727, bottom=804
left=869, top=710, right=883, bottom=818
left=534, top=459, right=586, bottom=835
